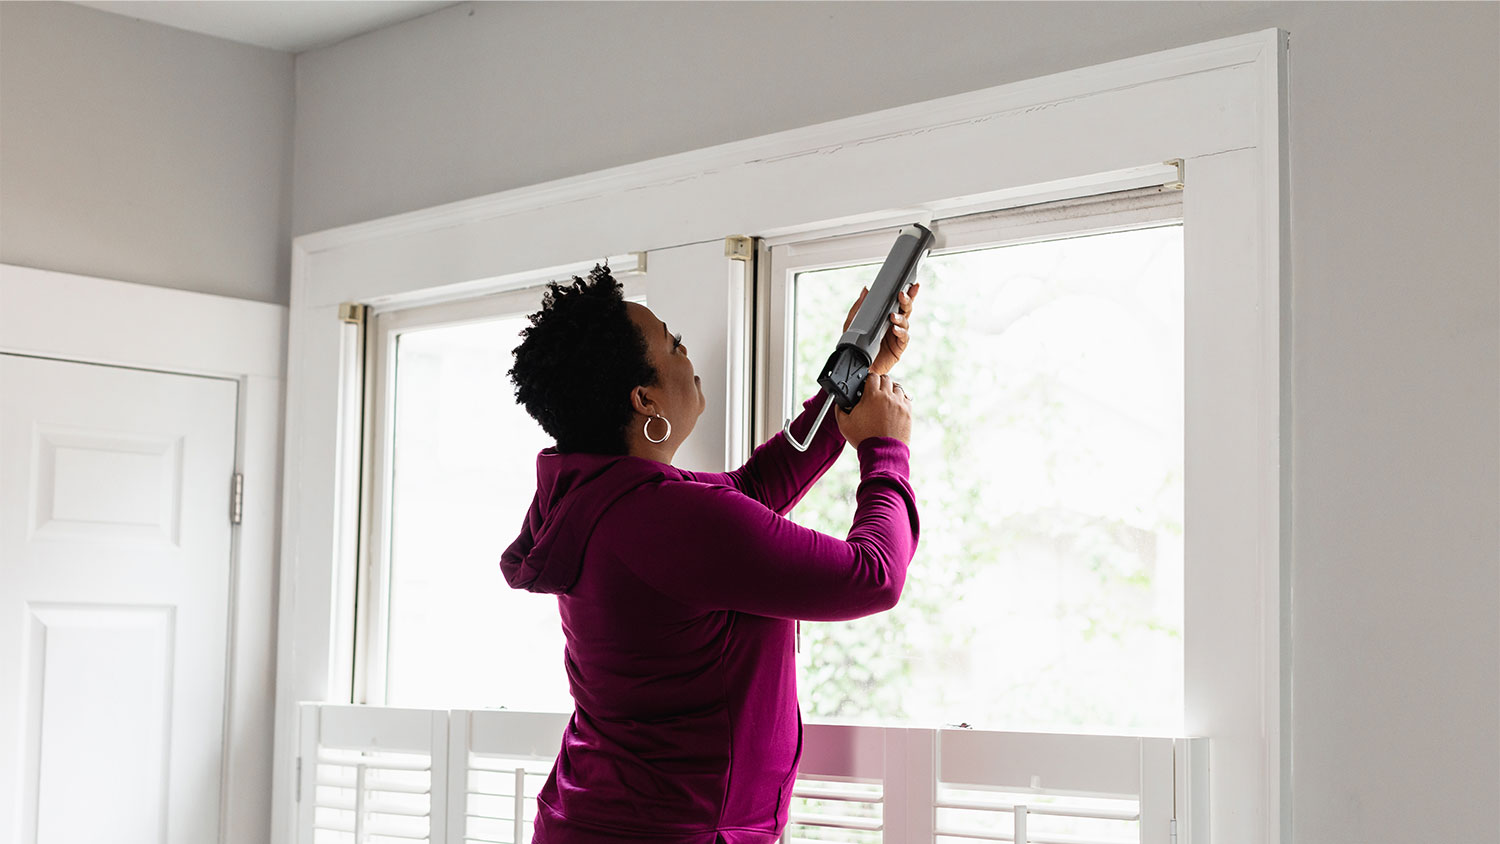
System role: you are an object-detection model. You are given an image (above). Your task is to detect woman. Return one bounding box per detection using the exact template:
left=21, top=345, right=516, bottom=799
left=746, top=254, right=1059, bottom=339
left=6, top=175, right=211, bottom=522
left=502, top=263, right=920, bottom=843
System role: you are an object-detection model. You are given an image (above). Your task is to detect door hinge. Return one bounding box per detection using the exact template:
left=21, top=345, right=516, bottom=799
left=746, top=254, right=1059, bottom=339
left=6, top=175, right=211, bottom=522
left=230, top=473, right=244, bottom=525
left=1170, top=818, right=1178, bottom=844
left=724, top=235, right=755, bottom=262
left=295, top=756, right=302, bottom=800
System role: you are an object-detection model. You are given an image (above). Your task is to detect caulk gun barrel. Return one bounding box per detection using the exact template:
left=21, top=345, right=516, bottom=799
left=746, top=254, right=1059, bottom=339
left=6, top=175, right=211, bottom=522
left=833, top=223, right=933, bottom=358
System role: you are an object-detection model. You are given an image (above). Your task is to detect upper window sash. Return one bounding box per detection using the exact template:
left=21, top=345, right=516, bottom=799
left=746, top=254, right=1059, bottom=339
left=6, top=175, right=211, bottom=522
left=368, top=277, right=648, bottom=336
left=756, top=187, right=1183, bottom=443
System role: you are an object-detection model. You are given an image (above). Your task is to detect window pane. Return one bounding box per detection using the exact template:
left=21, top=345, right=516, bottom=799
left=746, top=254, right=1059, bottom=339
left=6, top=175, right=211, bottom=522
left=385, top=315, right=570, bottom=711
left=790, top=224, right=1184, bottom=733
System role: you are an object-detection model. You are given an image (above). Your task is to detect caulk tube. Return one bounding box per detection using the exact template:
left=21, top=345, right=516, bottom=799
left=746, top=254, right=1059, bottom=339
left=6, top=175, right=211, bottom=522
left=783, top=223, right=934, bottom=451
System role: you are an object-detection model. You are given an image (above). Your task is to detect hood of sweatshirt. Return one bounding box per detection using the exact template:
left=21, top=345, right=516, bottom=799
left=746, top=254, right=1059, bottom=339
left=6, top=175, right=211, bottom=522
left=500, top=448, right=672, bottom=594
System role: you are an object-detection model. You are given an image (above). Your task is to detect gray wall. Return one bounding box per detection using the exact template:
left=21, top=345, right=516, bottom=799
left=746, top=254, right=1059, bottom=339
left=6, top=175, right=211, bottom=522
left=0, top=2, right=293, bottom=304
left=2, top=0, right=1494, bottom=838
left=292, top=2, right=1498, bottom=840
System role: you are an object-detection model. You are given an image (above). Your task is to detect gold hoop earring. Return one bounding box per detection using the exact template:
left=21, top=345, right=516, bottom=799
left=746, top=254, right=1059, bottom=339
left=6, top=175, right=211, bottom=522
left=644, top=413, right=671, bottom=444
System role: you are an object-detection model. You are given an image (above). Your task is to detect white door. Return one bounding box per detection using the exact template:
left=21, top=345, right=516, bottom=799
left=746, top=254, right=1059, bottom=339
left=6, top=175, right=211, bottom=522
left=0, top=354, right=239, bottom=844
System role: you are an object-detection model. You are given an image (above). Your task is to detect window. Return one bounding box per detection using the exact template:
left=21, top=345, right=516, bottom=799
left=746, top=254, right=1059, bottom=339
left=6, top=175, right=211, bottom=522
left=357, top=280, right=647, bottom=709
left=763, top=189, right=1185, bottom=733
left=358, top=190, right=1186, bottom=734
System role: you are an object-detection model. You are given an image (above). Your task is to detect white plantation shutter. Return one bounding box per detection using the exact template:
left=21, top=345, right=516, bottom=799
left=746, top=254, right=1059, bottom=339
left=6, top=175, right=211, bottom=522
left=298, top=706, right=1203, bottom=844
left=784, top=777, right=884, bottom=842
left=298, top=704, right=449, bottom=844
left=781, top=724, right=888, bottom=842
left=446, top=710, right=570, bottom=844
left=784, top=727, right=1202, bottom=844
left=932, top=731, right=1182, bottom=844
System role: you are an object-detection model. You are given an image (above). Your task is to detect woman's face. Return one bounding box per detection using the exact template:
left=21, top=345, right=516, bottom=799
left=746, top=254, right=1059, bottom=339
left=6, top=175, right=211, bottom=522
left=625, top=302, right=707, bottom=435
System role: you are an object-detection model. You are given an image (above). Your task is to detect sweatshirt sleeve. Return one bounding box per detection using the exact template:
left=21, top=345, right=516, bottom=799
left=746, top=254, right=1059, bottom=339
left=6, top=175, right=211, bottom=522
left=677, top=392, right=845, bottom=516
left=613, top=437, right=919, bottom=621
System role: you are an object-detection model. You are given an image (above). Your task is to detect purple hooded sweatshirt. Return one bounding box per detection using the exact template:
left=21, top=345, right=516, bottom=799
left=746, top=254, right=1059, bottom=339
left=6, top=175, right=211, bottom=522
left=500, top=393, right=920, bottom=843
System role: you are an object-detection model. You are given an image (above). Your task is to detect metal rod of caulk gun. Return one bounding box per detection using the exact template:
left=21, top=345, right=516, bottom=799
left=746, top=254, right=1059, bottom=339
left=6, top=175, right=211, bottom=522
left=783, top=223, right=935, bottom=452
left=784, top=393, right=839, bottom=453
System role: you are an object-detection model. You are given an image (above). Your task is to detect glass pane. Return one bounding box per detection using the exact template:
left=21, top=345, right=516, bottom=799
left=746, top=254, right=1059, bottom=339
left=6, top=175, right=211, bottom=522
left=790, top=224, right=1184, bottom=733
left=384, top=314, right=570, bottom=711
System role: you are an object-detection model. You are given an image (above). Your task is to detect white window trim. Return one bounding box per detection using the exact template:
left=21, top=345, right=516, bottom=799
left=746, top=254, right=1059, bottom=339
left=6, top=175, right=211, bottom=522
left=353, top=275, right=648, bottom=708
left=0, top=263, right=287, bottom=844
left=275, top=29, right=1287, bottom=844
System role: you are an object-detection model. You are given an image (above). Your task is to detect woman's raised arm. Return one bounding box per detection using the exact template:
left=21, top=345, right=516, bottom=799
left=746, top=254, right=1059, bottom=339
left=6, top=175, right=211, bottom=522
left=677, top=391, right=846, bottom=516
left=613, top=437, right=918, bottom=621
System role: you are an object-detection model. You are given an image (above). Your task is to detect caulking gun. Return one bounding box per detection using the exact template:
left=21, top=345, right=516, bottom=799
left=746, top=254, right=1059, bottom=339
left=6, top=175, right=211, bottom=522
left=783, top=223, right=935, bottom=452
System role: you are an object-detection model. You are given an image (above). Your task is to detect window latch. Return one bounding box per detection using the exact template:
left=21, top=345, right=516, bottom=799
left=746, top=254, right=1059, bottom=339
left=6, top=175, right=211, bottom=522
left=1164, top=158, right=1185, bottom=190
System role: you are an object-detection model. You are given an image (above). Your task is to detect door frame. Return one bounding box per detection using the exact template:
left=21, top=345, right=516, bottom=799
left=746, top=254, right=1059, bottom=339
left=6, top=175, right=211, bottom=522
left=0, top=263, right=286, bottom=844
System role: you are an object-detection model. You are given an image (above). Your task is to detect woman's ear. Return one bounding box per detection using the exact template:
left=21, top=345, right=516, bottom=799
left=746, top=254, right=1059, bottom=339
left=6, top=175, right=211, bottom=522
left=629, top=386, right=653, bottom=417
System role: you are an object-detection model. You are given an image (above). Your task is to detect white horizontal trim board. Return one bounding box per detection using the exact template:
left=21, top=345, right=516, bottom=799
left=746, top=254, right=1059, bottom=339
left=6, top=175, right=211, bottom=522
left=276, top=29, right=1285, bottom=844
left=0, top=264, right=285, bottom=378
left=295, top=33, right=1263, bottom=260
left=297, top=704, right=1206, bottom=844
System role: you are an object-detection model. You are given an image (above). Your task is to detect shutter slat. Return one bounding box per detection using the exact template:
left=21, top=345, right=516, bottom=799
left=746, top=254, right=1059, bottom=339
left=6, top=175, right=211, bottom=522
left=788, top=812, right=882, bottom=831
left=934, top=798, right=1138, bottom=821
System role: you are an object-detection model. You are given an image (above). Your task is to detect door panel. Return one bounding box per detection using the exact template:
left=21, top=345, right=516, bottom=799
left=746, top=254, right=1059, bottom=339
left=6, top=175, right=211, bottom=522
left=0, top=354, right=238, bottom=844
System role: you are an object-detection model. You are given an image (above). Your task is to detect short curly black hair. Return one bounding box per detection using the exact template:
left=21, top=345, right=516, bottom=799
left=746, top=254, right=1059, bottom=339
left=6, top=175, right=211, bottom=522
left=508, top=264, right=659, bottom=455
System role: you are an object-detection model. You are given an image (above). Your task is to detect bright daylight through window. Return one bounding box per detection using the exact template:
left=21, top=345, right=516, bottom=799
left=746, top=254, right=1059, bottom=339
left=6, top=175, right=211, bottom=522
left=384, top=313, right=572, bottom=711
left=788, top=224, right=1185, bottom=734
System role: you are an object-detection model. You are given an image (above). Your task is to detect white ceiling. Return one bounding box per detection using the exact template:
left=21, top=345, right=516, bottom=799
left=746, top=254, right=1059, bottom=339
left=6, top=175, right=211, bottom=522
left=73, top=1, right=459, bottom=53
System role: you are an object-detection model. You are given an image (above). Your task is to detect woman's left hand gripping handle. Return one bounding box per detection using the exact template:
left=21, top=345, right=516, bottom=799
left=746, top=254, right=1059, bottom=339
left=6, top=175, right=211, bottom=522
left=842, top=282, right=921, bottom=377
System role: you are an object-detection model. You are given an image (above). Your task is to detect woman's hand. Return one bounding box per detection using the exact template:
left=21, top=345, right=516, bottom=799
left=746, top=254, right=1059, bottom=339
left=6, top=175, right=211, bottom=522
left=836, top=373, right=913, bottom=447
left=841, top=282, right=921, bottom=376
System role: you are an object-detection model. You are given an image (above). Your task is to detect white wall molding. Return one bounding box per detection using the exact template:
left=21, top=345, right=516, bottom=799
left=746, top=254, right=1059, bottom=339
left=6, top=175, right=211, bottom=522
left=277, top=28, right=1287, bottom=844
left=291, top=32, right=1270, bottom=309
left=0, top=263, right=286, bottom=844
left=0, top=265, right=284, bottom=378
left=295, top=33, right=1268, bottom=258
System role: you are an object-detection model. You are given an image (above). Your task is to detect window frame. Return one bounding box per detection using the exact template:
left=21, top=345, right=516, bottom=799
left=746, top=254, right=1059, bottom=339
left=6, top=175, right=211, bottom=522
left=274, top=30, right=1288, bottom=844
left=759, top=189, right=1187, bottom=735
left=354, top=278, right=648, bottom=707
